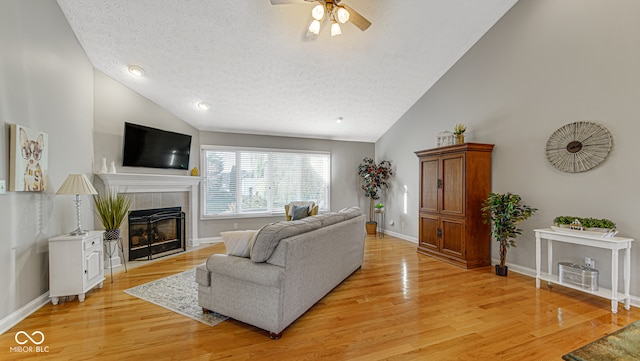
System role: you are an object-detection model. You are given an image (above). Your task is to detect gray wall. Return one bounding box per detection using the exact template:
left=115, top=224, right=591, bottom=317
left=93, top=70, right=201, bottom=175
left=0, top=0, right=94, bottom=323
left=197, top=132, right=374, bottom=237
left=376, top=0, right=640, bottom=294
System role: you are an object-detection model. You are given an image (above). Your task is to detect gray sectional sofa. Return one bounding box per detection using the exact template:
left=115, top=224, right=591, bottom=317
left=196, top=207, right=366, bottom=339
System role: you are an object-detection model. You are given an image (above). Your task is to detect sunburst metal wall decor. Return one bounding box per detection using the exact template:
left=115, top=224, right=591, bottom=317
left=545, top=121, right=612, bottom=173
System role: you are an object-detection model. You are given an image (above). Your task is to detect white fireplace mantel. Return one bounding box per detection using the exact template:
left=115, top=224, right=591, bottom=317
left=95, top=173, right=202, bottom=246
left=96, top=173, right=202, bottom=193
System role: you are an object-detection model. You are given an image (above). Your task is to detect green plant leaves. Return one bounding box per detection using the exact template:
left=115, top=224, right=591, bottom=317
left=553, top=216, right=616, bottom=229
left=94, top=189, right=132, bottom=231
left=481, top=192, right=537, bottom=267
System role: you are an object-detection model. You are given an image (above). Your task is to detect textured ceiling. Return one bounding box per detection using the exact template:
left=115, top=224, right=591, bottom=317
left=56, top=0, right=517, bottom=142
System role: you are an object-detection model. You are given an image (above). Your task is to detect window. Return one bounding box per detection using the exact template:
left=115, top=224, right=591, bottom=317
left=201, top=146, right=330, bottom=218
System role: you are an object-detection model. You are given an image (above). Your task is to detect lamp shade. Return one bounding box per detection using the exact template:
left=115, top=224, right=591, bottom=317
left=331, top=22, right=342, bottom=37
left=308, top=20, right=321, bottom=35
left=311, top=4, right=325, bottom=21
left=56, top=174, right=98, bottom=195
left=337, top=7, right=350, bottom=24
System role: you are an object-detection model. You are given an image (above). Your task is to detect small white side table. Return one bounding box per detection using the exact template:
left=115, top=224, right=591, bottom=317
left=49, top=231, right=105, bottom=305
left=534, top=228, right=634, bottom=313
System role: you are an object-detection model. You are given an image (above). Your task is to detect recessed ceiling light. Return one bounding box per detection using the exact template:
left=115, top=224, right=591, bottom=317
left=336, top=117, right=343, bottom=123
left=128, top=65, right=145, bottom=77
left=197, top=102, right=211, bottom=111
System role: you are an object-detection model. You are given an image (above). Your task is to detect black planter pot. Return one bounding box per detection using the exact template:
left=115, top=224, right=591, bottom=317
left=495, top=265, right=508, bottom=276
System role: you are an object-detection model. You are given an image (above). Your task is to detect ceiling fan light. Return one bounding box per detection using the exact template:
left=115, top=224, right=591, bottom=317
left=309, top=19, right=321, bottom=35
left=311, top=4, right=325, bottom=21
left=336, top=7, right=350, bottom=24
left=331, top=21, right=341, bottom=37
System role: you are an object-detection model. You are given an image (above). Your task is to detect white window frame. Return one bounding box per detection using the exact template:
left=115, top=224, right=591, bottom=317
left=200, top=145, right=331, bottom=219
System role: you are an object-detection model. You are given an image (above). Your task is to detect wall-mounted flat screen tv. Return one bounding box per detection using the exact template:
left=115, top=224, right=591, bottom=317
left=122, top=122, right=192, bottom=170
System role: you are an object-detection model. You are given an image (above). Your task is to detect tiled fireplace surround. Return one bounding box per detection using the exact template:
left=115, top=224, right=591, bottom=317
left=96, top=173, right=201, bottom=266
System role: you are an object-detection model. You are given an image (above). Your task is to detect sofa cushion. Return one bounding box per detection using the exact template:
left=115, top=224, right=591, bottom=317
left=291, top=205, right=310, bottom=221
left=250, top=217, right=322, bottom=262
left=338, top=206, right=362, bottom=220
left=220, top=230, right=257, bottom=258
left=313, top=213, right=346, bottom=227
left=206, top=254, right=284, bottom=287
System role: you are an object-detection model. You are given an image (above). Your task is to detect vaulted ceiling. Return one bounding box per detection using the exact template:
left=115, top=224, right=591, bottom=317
left=56, top=0, right=517, bottom=142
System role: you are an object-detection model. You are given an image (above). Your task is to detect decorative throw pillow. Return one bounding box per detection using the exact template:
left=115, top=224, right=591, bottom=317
left=291, top=205, right=309, bottom=221
left=220, top=230, right=257, bottom=258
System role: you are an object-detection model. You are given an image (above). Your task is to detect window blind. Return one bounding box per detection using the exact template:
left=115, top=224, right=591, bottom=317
left=202, top=147, right=330, bottom=217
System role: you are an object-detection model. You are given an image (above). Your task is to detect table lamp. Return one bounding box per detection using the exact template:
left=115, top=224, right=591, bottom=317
left=56, top=174, right=98, bottom=235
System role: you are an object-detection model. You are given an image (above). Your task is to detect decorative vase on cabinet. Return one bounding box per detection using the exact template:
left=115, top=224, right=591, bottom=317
left=415, top=143, right=494, bottom=269
left=48, top=231, right=105, bottom=305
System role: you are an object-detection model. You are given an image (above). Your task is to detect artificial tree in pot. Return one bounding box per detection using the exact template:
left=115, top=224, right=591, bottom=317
left=94, top=189, right=132, bottom=240
left=358, top=157, right=393, bottom=235
left=481, top=192, right=537, bottom=276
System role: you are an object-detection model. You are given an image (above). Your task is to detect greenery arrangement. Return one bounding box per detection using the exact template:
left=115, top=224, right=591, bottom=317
left=554, top=216, right=616, bottom=230
left=481, top=192, right=537, bottom=274
left=453, top=123, right=466, bottom=135
left=358, top=157, right=393, bottom=222
left=94, top=189, right=132, bottom=239
left=375, top=203, right=385, bottom=209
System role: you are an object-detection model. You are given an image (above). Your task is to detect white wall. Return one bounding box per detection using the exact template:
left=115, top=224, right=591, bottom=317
left=376, top=0, right=640, bottom=295
left=0, top=0, right=94, bottom=326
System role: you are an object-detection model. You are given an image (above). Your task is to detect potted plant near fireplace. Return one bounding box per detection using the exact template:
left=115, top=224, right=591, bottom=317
left=358, top=157, right=393, bottom=235
left=94, top=189, right=132, bottom=240
left=481, top=192, right=537, bottom=276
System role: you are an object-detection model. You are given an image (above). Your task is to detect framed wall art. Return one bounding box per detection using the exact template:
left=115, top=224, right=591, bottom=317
left=9, top=124, right=49, bottom=192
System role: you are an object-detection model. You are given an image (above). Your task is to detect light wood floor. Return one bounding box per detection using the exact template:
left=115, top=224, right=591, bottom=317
left=2, top=235, right=638, bottom=360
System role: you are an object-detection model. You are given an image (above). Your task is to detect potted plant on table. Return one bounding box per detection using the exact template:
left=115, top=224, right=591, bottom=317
left=554, top=216, right=616, bottom=231
left=358, top=157, right=393, bottom=235
left=481, top=192, right=537, bottom=276
left=94, top=189, right=132, bottom=240
left=453, top=123, right=466, bottom=144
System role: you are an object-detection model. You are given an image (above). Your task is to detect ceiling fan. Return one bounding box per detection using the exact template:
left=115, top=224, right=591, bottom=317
left=270, top=0, right=371, bottom=37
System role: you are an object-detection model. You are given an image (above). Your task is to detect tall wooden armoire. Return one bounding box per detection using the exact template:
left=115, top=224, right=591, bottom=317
left=415, top=143, right=494, bottom=269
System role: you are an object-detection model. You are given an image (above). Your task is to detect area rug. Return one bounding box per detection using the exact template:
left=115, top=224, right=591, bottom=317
left=124, top=268, right=228, bottom=327
left=563, top=320, right=640, bottom=360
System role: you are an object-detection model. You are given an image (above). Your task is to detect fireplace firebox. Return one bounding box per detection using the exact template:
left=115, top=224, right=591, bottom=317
left=128, top=207, right=186, bottom=260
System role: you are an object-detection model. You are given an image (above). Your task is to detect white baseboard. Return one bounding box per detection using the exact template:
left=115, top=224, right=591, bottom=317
left=0, top=292, right=50, bottom=335
left=197, top=237, right=222, bottom=244
left=491, top=258, right=640, bottom=309
left=382, top=230, right=417, bottom=243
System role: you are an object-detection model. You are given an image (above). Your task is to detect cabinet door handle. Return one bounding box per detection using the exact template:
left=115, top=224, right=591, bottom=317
left=437, top=179, right=443, bottom=189
left=437, top=228, right=442, bottom=238
left=84, top=270, right=88, bottom=274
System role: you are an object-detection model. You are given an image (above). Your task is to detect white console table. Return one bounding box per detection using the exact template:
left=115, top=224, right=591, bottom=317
left=534, top=228, right=634, bottom=313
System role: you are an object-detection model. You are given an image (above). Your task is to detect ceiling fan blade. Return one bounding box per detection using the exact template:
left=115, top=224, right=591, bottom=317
left=341, top=4, right=371, bottom=31
left=270, top=0, right=314, bottom=4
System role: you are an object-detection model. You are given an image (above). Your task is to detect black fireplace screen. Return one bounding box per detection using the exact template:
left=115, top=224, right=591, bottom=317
left=128, top=207, right=186, bottom=260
